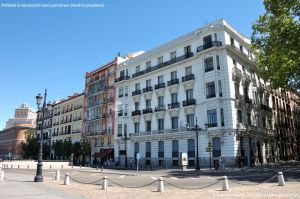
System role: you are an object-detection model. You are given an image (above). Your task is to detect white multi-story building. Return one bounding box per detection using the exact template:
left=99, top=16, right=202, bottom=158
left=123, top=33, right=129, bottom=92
left=6, top=103, right=36, bottom=129
left=51, top=93, right=84, bottom=159
left=114, top=19, right=276, bottom=168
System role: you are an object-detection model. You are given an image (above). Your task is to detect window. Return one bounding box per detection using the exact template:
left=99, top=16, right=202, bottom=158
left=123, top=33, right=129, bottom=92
left=247, top=113, right=252, bottom=125
left=146, top=99, right=151, bottom=108
left=184, top=45, right=191, bottom=54
left=230, top=37, right=234, bottom=47
left=119, top=87, right=123, bottom=97
left=206, top=82, right=216, bottom=98
left=171, top=117, right=178, bottom=129
left=146, top=79, right=151, bottom=87
left=170, top=51, right=176, bottom=60
left=125, top=86, right=128, bottom=96
left=207, top=109, right=217, bottom=127
left=204, top=57, right=214, bottom=72
left=212, top=137, right=221, bottom=157
left=218, top=80, right=223, bottom=97
left=172, top=140, right=179, bottom=157
left=158, top=119, right=164, bottom=130
left=136, top=65, right=140, bottom=73
left=146, top=121, right=151, bottom=132
left=237, top=110, right=242, bottom=123
left=185, top=66, right=192, bottom=75
left=171, top=93, right=178, bottom=103
left=135, top=83, right=140, bottom=90
left=187, top=139, right=195, bottom=159
left=158, top=141, right=164, bottom=158
left=134, top=122, right=139, bottom=133
left=124, top=124, right=127, bottom=136
left=158, top=56, right=163, bottom=65
left=134, top=102, right=140, bottom=110
left=214, top=33, right=217, bottom=41
left=146, top=142, right=151, bottom=158
left=186, top=114, right=194, bottom=128
left=220, top=108, right=224, bottom=126
left=186, top=89, right=193, bottom=100
left=203, top=35, right=212, bottom=45
left=240, top=45, right=243, bottom=53
left=158, top=75, right=164, bottom=84
left=134, top=143, right=139, bottom=154
left=216, top=55, right=220, bottom=70
left=146, top=61, right=151, bottom=69
left=171, top=71, right=177, bottom=80
left=120, top=70, right=125, bottom=77
left=117, top=124, right=122, bottom=136
left=158, top=96, right=164, bottom=106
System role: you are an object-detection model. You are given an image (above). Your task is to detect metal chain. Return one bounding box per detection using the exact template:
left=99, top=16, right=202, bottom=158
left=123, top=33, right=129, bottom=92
left=69, top=175, right=103, bottom=185
left=228, top=174, right=277, bottom=186
left=107, top=179, right=158, bottom=189
left=164, top=179, right=221, bottom=190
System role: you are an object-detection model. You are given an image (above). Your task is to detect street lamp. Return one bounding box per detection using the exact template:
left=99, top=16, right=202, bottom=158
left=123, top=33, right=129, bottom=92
left=34, top=89, right=52, bottom=182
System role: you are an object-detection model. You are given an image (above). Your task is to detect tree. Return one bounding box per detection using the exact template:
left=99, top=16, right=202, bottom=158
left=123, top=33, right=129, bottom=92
left=21, top=128, right=39, bottom=159
left=251, top=0, right=300, bottom=92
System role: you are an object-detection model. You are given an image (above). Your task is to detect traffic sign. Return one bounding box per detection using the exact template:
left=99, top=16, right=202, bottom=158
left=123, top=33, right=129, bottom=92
left=136, top=153, right=140, bottom=160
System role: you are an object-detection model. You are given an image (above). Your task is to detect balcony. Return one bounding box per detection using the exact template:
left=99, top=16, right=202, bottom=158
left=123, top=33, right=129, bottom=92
left=115, top=75, right=130, bottom=83
left=206, top=93, right=216, bottom=99
left=183, top=99, right=196, bottom=106
left=197, top=41, right=222, bottom=52
left=132, top=52, right=194, bottom=79
left=131, top=110, right=141, bottom=116
left=155, top=83, right=166, bottom=90
left=167, top=78, right=179, bottom=86
left=155, top=105, right=166, bottom=112
left=182, top=74, right=195, bottom=82
left=168, top=102, right=180, bottom=109
left=142, top=108, right=153, bottom=114
left=143, top=86, right=153, bottom=93
left=132, top=90, right=141, bottom=96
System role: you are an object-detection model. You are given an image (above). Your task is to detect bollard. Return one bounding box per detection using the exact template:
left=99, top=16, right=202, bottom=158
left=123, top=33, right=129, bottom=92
left=64, top=173, right=70, bottom=185
left=157, top=177, right=164, bottom=192
left=55, top=170, right=60, bottom=181
left=96, top=166, right=98, bottom=170
left=0, top=170, right=4, bottom=182
left=11, top=165, right=13, bottom=169
left=18, top=165, right=20, bottom=169
left=61, top=165, right=64, bottom=169
left=27, top=165, right=29, bottom=169
left=102, top=176, right=108, bottom=190
left=222, top=176, right=229, bottom=191
left=80, top=165, right=81, bottom=168
left=101, top=167, right=103, bottom=172
left=50, top=165, right=52, bottom=169
left=278, top=171, right=286, bottom=186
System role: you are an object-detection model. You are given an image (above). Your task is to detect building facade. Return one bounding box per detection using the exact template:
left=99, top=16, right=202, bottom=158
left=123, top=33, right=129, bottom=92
left=0, top=124, right=35, bottom=159
left=83, top=58, right=120, bottom=165
left=114, top=19, right=298, bottom=168
left=5, top=103, right=36, bottom=129
left=51, top=93, right=84, bottom=159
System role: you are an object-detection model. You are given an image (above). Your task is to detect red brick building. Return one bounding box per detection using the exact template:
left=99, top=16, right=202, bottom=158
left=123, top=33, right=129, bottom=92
left=0, top=124, right=35, bottom=159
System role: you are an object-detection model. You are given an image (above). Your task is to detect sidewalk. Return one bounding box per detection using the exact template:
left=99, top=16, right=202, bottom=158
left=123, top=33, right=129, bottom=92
left=0, top=171, right=83, bottom=199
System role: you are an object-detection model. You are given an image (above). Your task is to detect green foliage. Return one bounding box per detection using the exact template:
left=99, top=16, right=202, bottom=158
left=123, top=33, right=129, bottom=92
left=251, top=0, right=300, bottom=92
left=21, top=128, right=39, bottom=159
left=52, top=139, right=91, bottom=160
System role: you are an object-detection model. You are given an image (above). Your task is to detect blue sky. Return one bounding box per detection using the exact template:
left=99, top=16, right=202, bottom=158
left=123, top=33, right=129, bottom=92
left=0, top=0, right=265, bottom=130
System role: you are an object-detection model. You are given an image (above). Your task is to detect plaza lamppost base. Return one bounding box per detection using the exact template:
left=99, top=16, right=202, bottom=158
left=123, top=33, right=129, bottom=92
left=34, top=163, right=43, bottom=182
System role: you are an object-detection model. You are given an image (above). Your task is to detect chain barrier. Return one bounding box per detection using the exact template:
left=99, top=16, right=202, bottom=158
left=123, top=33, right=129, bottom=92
left=227, top=174, right=277, bottom=186
left=69, top=175, right=103, bottom=185
left=164, top=178, right=222, bottom=190
left=107, top=179, right=158, bottom=189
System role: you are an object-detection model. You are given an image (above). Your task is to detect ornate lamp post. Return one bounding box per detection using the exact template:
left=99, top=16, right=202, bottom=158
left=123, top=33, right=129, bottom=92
left=34, top=89, right=52, bottom=182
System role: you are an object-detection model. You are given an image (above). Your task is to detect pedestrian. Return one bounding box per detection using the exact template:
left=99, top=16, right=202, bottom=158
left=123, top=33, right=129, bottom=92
left=238, top=156, right=241, bottom=168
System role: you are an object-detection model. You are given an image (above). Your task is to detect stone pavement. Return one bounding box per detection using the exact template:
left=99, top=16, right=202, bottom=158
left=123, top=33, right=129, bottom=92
left=0, top=172, right=83, bottom=199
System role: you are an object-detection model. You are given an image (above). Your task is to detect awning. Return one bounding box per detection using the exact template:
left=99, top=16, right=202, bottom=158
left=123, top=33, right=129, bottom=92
left=95, top=149, right=112, bottom=158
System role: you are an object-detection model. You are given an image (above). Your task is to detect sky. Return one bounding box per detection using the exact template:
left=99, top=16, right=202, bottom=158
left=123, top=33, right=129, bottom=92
left=0, top=0, right=265, bottom=130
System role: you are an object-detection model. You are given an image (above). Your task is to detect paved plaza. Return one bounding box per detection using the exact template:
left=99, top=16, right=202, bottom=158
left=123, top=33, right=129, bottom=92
left=1, top=162, right=300, bottom=198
